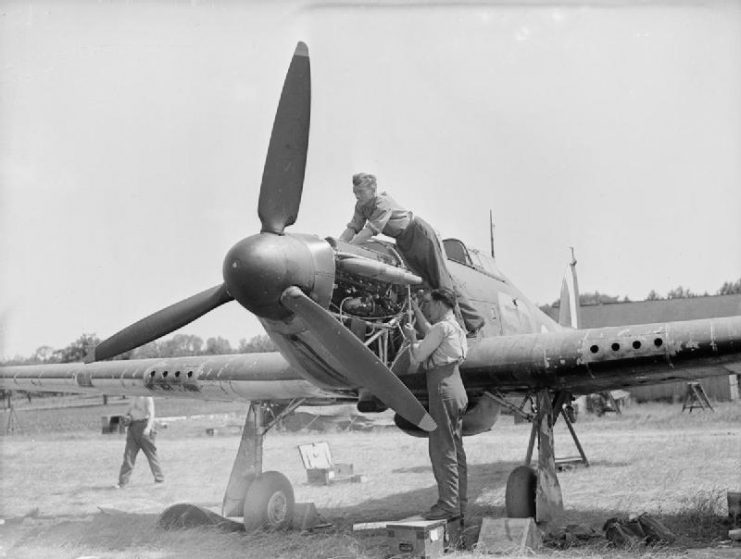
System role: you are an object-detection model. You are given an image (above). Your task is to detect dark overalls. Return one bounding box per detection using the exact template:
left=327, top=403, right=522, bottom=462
left=425, top=354, right=468, bottom=516
left=396, top=216, right=485, bottom=333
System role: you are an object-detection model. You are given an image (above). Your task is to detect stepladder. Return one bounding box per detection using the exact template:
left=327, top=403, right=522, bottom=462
left=681, top=382, right=714, bottom=412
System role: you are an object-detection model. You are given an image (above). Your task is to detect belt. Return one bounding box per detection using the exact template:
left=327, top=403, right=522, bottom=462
left=389, top=213, right=414, bottom=237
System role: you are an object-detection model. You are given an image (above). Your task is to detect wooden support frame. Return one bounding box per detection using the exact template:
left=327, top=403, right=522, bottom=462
left=682, top=382, right=715, bottom=413
left=524, top=390, right=589, bottom=468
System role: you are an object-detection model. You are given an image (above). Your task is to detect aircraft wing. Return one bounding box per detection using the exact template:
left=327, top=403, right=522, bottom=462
left=4, top=316, right=740, bottom=405
left=460, top=315, right=741, bottom=396
left=0, top=352, right=341, bottom=403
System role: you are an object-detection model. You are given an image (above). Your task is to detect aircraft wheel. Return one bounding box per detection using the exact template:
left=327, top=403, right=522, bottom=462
left=243, top=471, right=295, bottom=531
left=505, top=465, right=537, bottom=518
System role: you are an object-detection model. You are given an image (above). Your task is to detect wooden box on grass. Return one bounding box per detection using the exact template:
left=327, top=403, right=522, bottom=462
left=386, top=519, right=446, bottom=559
left=297, top=441, right=355, bottom=485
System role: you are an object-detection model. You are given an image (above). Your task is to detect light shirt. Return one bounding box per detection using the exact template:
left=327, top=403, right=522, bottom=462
left=346, top=192, right=412, bottom=238
left=411, top=312, right=467, bottom=370
left=127, top=396, right=155, bottom=421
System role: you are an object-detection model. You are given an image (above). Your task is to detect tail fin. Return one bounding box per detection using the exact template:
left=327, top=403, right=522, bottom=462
left=558, top=248, right=581, bottom=329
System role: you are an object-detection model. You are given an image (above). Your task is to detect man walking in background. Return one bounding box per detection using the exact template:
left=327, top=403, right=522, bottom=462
left=115, top=396, right=164, bottom=487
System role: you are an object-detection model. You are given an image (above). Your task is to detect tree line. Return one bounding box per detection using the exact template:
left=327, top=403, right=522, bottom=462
left=1, top=333, right=277, bottom=366
left=646, top=277, right=741, bottom=301
left=541, top=277, right=741, bottom=313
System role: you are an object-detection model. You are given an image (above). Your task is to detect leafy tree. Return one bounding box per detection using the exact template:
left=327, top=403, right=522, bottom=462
left=128, top=334, right=207, bottom=359
left=159, top=334, right=204, bottom=357
left=717, top=278, right=741, bottom=295
left=646, top=289, right=663, bottom=301
left=53, top=333, right=101, bottom=363
left=666, top=286, right=697, bottom=299
left=238, top=334, right=277, bottom=353
left=205, top=336, right=233, bottom=355
left=32, top=345, right=58, bottom=363
left=580, top=291, right=622, bottom=306
left=129, top=342, right=162, bottom=360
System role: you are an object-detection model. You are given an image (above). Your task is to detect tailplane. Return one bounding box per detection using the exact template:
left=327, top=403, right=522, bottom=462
left=558, top=248, right=581, bottom=329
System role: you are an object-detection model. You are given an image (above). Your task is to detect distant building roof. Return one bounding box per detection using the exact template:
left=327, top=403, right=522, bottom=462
left=577, top=294, right=741, bottom=327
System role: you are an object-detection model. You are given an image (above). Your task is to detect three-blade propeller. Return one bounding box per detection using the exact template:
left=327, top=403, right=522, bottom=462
left=90, top=42, right=436, bottom=432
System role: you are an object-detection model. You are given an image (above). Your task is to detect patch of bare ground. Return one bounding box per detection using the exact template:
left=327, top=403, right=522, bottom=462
left=0, top=401, right=739, bottom=558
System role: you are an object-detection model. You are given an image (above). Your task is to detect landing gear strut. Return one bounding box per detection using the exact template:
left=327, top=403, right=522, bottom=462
left=222, top=400, right=304, bottom=530
left=503, top=389, right=570, bottom=527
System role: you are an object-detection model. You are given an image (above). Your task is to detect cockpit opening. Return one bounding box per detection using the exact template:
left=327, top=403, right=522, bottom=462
left=443, top=238, right=507, bottom=282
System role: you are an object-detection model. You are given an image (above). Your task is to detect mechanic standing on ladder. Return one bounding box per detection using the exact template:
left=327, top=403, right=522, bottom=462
left=403, top=288, right=468, bottom=521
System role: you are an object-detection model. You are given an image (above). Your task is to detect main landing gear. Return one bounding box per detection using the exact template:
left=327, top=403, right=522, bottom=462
left=222, top=400, right=304, bottom=530
left=242, top=471, right=294, bottom=530
left=498, top=389, right=588, bottom=527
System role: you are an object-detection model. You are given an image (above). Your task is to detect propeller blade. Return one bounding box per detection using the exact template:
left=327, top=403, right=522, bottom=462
left=280, top=286, right=437, bottom=432
left=258, top=41, right=311, bottom=235
left=90, top=284, right=233, bottom=362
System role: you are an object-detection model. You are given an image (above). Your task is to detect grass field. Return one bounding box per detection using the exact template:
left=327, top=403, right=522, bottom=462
left=0, top=400, right=740, bottom=558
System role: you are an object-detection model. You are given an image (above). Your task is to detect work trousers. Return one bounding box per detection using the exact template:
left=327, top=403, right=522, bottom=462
left=426, top=362, right=468, bottom=517
left=119, top=420, right=164, bottom=485
left=396, top=217, right=485, bottom=332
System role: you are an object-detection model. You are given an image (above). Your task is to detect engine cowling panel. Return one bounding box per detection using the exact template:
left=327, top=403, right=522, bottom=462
left=393, top=395, right=501, bottom=438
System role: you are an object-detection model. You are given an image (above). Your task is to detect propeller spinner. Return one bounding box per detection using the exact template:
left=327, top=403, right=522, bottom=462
left=90, top=42, right=436, bottom=432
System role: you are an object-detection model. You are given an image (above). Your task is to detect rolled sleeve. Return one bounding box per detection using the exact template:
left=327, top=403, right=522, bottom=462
left=411, top=323, right=444, bottom=363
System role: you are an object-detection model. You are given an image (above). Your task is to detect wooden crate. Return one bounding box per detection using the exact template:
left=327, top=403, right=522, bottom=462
left=298, top=441, right=355, bottom=485
left=386, top=519, right=446, bottom=559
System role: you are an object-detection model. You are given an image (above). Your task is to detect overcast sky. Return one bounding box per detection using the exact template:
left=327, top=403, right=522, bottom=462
left=1, top=1, right=740, bottom=359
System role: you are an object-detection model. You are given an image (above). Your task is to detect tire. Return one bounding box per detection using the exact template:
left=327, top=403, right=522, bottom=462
left=242, top=471, right=295, bottom=531
left=505, top=465, right=537, bottom=518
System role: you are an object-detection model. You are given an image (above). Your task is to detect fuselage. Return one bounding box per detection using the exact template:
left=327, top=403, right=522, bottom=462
left=255, top=235, right=741, bottom=406
left=3, top=233, right=739, bottom=419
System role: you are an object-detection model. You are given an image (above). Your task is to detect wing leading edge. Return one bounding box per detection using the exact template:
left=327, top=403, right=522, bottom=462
left=462, top=315, right=741, bottom=395
left=0, top=353, right=338, bottom=403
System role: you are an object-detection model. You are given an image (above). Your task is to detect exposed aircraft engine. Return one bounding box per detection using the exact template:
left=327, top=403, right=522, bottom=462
left=329, top=237, right=415, bottom=320
left=329, top=268, right=409, bottom=371
left=333, top=273, right=406, bottom=319
left=323, top=237, right=423, bottom=378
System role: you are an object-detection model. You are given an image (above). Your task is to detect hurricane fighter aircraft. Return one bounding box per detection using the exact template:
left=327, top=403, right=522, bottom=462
left=3, top=42, right=741, bottom=530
